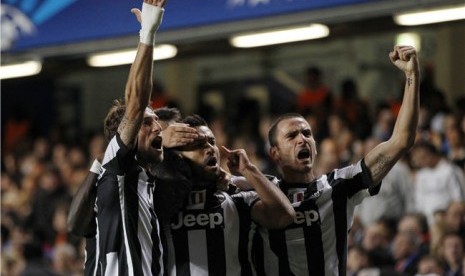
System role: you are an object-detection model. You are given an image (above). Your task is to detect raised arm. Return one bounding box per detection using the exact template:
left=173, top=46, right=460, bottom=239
left=67, top=160, right=100, bottom=237
left=365, top=46, right=420, bottom=184
left=118, top=0, right=166, bottom=147
left=221, top=146, right=295, bottom=229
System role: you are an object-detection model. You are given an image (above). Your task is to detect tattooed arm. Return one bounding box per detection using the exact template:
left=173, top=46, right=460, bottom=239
left=364, top=46, right=420, bottom=184
left=118, top=0, right=166, bottom=147
left=117, top=44, right=154, bottom=147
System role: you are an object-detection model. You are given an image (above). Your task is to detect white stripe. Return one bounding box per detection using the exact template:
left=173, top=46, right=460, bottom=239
left=94, top=219, right=100, bottom=276
left=105, top=252, right=119, bottom=276
left=261, top=228, right=279, bottom=276
left=118, top=175, right=134, bottom=276
left=248, top=224, right=258, bottom=276
left=223, top=197, right=240, bottom=276
left=285, top=228, right=308, bottom=275
left=188, top=230, right=208, bottom=275
left=156, top=218, right=164, bottom=276
left=334, top=161, right=362, bottom=180
left=137, top=173, right=153, bottom=276
left=102, top=137, right=120, bottom=167
left=316, top=187, right=338, bottom=276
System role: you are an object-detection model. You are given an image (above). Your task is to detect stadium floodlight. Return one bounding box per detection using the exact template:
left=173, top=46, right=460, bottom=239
left=229, top=24, right=329, bottom=48
left=0, top=60, right=42, bottom=79
left=394, top=5, right=465, bottom=26
left=87, top=44, right=177, bottom=67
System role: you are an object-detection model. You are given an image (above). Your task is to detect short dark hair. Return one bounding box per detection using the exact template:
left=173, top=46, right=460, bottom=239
left=103, top=99, right=126, bottom=142
left=181, top=114, right=207, bottom=128
left=154, top=107, right=181, bottom=123
left=268, top=113, right=304, bottom=147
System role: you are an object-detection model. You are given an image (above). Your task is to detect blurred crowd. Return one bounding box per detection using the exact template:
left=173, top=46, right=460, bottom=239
left=1, top=64, right=465, bottom=276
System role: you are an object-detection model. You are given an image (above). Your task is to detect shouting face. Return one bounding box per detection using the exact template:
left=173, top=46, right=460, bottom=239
left=269, top=116, right=317, bottom=181
left=137, top=107, right=164, bottom=163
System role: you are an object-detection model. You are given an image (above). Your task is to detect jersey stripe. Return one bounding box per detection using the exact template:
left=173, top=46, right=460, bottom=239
left=120, top=175, right=135, bottom=276
left=168, top=190, right=258, bottom=276
left=254, top=160, right=378, bottom=276
left=96, top=134, right=164, bottom=276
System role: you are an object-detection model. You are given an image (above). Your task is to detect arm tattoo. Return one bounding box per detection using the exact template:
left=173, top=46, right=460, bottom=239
left=407, top=78, right=412, bottom=87
left=372, top=154, right=391, bottom=180
left=118, top=115, right=141, bottom=146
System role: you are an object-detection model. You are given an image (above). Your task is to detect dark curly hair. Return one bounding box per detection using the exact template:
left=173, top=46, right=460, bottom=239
left=154, top=107, right=181, bottom=123
left=103, top=99, right=126, bottom=142
left=181, top=114, right=207, bottom=128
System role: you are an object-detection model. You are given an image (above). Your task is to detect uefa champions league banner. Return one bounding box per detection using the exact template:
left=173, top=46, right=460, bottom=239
left=2, top=0, right=378, bottom=52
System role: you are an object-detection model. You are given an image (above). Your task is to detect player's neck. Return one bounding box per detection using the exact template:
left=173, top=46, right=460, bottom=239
left=282, top=171, right=315, bottom=184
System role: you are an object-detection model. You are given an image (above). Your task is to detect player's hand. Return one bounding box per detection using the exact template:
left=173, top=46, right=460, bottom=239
left=389, top=45, right=419, bottom=75
left=161, top=123, right=201, bottom=148
left=217, top=168, right=232, bottom=191
left=131, top=0, right=166, bottom=23
left=131, top=0, right=166, bottom=45
left=221, top=146, right=252, bottom=175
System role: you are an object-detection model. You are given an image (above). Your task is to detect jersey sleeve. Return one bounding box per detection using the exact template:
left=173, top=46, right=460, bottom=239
left=99, top=133, right=135, bottom=179
left=330, top=159, right=381, bottom=202
left=230, top=190, right=260, bottom=210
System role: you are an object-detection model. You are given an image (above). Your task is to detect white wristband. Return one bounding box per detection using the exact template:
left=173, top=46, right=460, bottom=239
left=90, top=159, right=102, bottom=174
left=139, top=3, right=164, bottom=46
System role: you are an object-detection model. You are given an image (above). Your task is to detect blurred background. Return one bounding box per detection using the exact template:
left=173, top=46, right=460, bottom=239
left=1, top=0, right=465, bottom=275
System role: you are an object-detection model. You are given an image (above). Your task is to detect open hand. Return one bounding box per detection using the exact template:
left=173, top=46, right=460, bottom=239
left=162, top=123, right=201, bottom=148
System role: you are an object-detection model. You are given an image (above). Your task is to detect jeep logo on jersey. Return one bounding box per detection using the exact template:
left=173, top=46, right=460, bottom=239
left=292, top=210, right=321, bottom=227
left=171, top=209, right=225, bottom=230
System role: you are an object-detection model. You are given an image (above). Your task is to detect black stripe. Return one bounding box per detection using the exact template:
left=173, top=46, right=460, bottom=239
left=125, top=169, right=144, bottom=276
left=269, top=230, right=294, bottom=276
left=151, top=212, right=162, bottom=275
left=206, top=224, right=226, bottom=275
left=160, top=225, right=169, bottom=275
left=236, top=199, right=253, bottom=276
left=172, top=227, right=191, bottom=276
left=96, top=173, right=122, bottom=275
left=251, top=226, right=265, bottom=276
left=299, top=200, right=325, bottom=275
left=331, top=182, right=348, bottom=276
left=84, top=237, right=97, bottom=276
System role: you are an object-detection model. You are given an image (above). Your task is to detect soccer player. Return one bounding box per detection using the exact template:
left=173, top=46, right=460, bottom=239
left=68, top=107, right=200, bottom=275
left=94, top=0, right=166, bottom=272
left=254, top=46, right=420, bottom=275
left=165, top=114, right=295, bottom=276
left=88, top=0, right=196, bottom=275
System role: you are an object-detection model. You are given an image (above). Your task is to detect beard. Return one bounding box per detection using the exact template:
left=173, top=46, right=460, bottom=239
left=137, top=149, right=163, bottom=165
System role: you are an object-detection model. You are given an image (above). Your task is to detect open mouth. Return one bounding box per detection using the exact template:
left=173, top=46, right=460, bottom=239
left=297, top=148, right=311, bottom=160
left=205, top=156, right=218, bottom=167
left=151, top=136, right=162, bottom=150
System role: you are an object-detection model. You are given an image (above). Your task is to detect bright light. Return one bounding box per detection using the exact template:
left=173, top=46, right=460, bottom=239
left=87, top=44, right=177, bottom=67
left=394, top=5, right=465, bottom=26
left=0, top=61, right=42, bottom=79
left=229, top=24, right=329, bottom=48
left=395, top=32, right=421, bottom=52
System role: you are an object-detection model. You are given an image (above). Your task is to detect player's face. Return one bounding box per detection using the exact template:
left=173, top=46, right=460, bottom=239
left=270, top=117, right=317, bottom=175
left=137, top=107, right=163, bottom=163
left=180, top=126, right=220, bottom=179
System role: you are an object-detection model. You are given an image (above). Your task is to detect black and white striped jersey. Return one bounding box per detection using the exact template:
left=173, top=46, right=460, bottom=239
left=253, top=159, right=380, bottom=276
left=95, top=134, right=164, bottom=276
left=84, top=237, right=99, bottom=276
left=165, top=186, right=259, bottom=276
